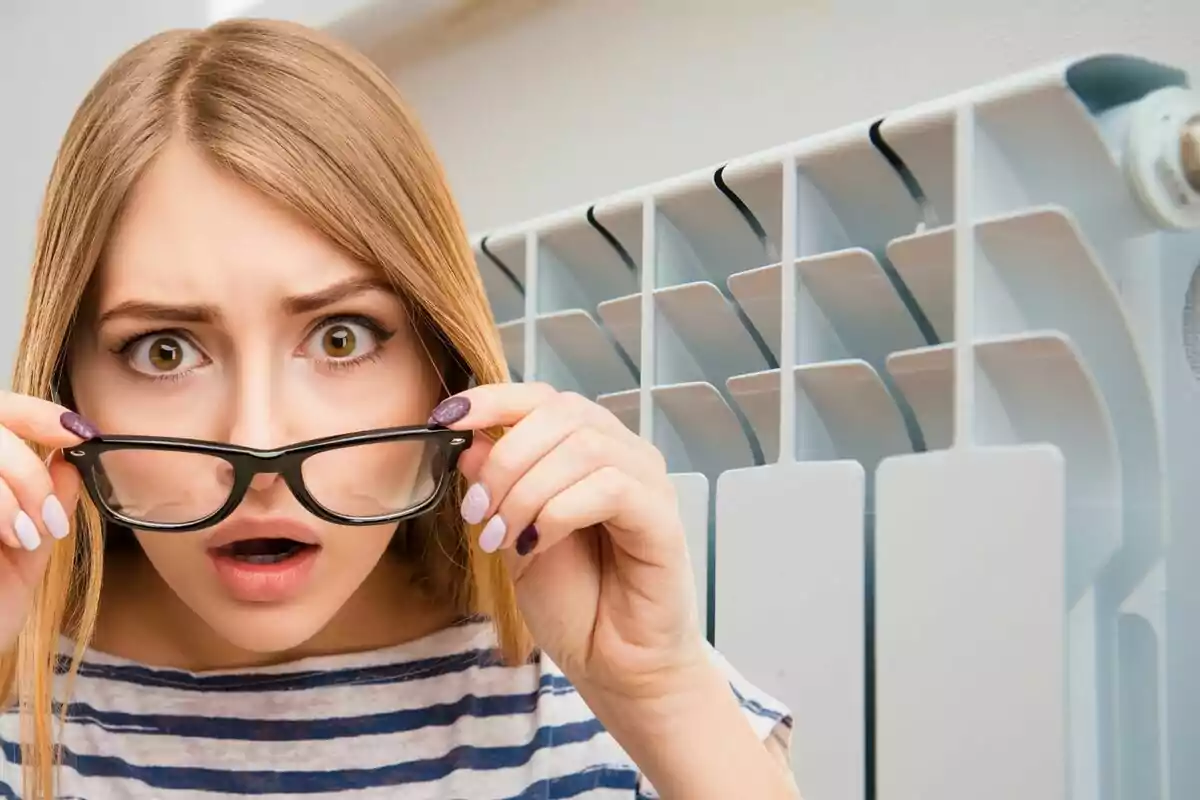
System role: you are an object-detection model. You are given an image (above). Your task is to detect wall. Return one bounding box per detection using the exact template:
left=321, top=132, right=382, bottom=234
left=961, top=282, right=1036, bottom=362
left=380, top=0, right=1200, bottom=234
left=0, top=2, right=210, bottom=382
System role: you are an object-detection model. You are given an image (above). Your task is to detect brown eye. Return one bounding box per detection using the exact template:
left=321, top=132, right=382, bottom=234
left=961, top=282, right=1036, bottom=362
left=305, top=319, right=387, bottom=367
left=148, top=337, right=183, bottom=371
left=322, top=325, right=357, bottom=358
left=127, top=333, right=203, bottom=378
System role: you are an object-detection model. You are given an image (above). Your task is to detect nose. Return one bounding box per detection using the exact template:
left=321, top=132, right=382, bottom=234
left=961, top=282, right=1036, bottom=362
left=220, top=351, right=294, bottom=499
left=247, top=471, right=280, bottom=492
left=223, top=348, right=289, bottom=452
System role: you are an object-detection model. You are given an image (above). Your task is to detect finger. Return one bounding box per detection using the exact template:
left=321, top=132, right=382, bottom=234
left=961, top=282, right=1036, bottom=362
left=537, top=391, right=655, bottom=460
left=0, top=426, right=72, bottom=543
left=455, top=391, right=641, bottom=481
left=0, top=391, right=98, bottom=447
left=429, top=382, right=558, bottom=430
left=515, top=465, right=681, bottom=561
left=463, top=394, right=663, bottom=524
left=456, top=384, right=655, bottom=466
left=477, top=425, right=660, bottom=552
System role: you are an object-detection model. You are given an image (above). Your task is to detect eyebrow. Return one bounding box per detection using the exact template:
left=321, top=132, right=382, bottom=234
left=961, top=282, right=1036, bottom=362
left=96, top=301, right=216, bottom=326
left=96, top=276, right=396, bottom=326
left=282, top=276, right=395, bottom=315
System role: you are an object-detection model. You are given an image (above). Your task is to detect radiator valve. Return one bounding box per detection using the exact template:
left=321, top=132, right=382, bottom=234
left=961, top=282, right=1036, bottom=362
left=1126, top=86, right=1200, bottom=230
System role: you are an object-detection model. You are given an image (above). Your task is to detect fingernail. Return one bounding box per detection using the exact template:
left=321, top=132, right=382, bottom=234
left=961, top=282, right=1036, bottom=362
left=515, top=525, right=539, bottom=556
left=460, top=482, right=489, bottom=525
left=14, top=511, right=40, bottom=551
left=429, top=396, right=470, bottom=427
left=42, top=496, right=69, bottom=540
left=60, top=411, right=100, bottom=440
left=479, top=515, right=506, bottom=553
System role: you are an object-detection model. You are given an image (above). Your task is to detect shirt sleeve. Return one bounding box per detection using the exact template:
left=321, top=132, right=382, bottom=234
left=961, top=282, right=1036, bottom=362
left=635, top=643, right=796, bottom=798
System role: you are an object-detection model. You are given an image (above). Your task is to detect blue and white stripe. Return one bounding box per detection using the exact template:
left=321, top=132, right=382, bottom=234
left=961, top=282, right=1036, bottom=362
left=1, top=618, right=791, bottom=798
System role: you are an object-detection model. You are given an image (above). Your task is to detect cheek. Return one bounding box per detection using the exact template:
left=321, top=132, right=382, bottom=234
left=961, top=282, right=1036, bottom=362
left=132, top=531, right=205, bottom=585
left=323, top=521, right=398, bottom=566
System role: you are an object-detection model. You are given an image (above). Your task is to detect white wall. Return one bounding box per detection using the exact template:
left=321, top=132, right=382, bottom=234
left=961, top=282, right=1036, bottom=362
left=381, top=0, right=1200, bottom=234
left=0, top=2, right=210, bottom=383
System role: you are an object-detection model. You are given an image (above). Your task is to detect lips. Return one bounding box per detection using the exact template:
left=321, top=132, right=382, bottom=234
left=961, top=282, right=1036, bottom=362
left=205, top=519, right=323, bottom=603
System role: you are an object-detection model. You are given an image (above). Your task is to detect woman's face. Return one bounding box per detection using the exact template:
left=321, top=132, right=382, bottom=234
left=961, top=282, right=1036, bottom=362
left=68, top=139, right=443, bottom=654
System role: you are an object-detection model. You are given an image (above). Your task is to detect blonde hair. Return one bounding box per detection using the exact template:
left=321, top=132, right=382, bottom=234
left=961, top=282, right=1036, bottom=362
left=1, top=18, right=531, bottom=798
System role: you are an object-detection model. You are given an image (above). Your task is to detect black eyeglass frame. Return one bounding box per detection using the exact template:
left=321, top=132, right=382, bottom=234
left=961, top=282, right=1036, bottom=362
left=62, top=425, right=473, bottom=533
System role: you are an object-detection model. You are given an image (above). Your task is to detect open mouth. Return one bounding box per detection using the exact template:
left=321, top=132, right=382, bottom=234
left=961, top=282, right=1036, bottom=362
left=214, top=538, right=319, bottom=565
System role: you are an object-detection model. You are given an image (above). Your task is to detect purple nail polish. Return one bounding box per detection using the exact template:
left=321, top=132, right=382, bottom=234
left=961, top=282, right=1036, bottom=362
left=428, top=396, right=470, bottom=427
left=60, top=411, right=100, bottom=440
left=515, top=525, right=539, bottom=556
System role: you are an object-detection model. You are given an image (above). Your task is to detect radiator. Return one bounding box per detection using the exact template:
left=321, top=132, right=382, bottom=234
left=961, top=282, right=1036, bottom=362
left=469, top=52, right=1200, bottom=800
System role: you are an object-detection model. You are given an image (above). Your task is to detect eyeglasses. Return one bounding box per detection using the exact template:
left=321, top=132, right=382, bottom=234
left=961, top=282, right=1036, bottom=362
left=62, top=425, right=472, bottom=532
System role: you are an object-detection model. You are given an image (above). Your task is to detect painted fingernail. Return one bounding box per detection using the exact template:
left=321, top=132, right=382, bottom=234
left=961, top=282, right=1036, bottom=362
left=479, top=515, right=507, bottom=553
left=14, top=511, right=40, bottom=551
left=60, top=411, right=100, bottom=440
left=460, top=483, right=490, bottom=525
left=515, top=525, right=539, bottom=556
left=429, top=396, right=470, bottom=427
left=42, top=496, right=69, bottom=540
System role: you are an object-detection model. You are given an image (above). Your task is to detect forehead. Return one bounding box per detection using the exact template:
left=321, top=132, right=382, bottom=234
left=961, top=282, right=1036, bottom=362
left=97, top=139, right=369, bottom=306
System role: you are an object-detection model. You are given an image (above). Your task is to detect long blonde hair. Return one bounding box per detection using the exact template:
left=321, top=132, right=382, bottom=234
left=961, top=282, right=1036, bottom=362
left=1, top=18, right=530, bottom=798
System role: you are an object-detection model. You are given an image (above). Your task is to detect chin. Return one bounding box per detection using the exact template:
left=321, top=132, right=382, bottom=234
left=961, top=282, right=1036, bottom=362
left=201, top=600, right=337, bottom=654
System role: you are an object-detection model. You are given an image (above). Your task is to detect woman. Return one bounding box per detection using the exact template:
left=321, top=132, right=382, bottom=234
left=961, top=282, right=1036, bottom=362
left=0, top=18, right=798, bottom=799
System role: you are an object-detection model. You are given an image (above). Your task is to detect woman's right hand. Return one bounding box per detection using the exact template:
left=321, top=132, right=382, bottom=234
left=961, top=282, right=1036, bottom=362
left=0, top=391, right=95, bottom=652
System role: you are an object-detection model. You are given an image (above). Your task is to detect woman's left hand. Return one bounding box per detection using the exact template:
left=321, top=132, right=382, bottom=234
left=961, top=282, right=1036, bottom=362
left=430, top=382, right=708, bottom=701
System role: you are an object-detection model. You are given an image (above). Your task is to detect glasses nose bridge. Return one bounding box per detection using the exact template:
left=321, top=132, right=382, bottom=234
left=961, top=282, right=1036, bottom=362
left=237, top=450, right=302, bottom=498
left=242, top=450, right=293, bottom=478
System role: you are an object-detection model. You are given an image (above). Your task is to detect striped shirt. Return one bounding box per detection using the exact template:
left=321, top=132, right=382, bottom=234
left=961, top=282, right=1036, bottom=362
left=0, top=617, right=792, bottom=798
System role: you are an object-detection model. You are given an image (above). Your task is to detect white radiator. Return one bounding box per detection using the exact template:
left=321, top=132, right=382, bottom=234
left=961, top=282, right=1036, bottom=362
left=468, top=52, right=1200, bottom=800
